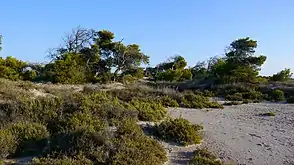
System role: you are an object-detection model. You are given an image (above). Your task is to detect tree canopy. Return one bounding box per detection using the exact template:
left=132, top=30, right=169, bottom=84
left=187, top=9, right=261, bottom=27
left=0, top=29, right=291, bottom=84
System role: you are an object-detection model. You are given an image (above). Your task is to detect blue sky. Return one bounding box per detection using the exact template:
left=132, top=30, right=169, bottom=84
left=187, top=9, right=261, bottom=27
left=0, top=0, right=293, bottom=75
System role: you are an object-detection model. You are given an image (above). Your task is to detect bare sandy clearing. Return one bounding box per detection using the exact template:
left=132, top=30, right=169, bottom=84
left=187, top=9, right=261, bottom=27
left=167, top=103, right=294, bottom=165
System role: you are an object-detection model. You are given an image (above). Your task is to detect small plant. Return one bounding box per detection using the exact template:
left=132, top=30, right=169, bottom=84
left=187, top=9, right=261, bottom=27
left=225, top=93, right=243, bottom=101
left=242, top=99, right=253, bottom=104
left=182, top=93, right=223, bottom=109
left=0, top=129, right=15, bottom=159
left=270, top=89, right=285, bottom=102
left=130, top=98, right=167, bottom=122
left=189, top=148, right=223, bottom=165
left=7, top=122, right=50, bottom=157
left=154, top=118, right=203, bottom=146
left=158, top=96, right=179, bottom=107
left=287, top=96, right=294, bottom=103
left=31, top=154, right=93, bottom=165
left=259, top=112, right=276, bottom=116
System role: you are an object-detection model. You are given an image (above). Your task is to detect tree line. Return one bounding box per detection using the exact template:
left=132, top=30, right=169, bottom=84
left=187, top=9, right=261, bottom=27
left=0, top=27, right=292, bottom=84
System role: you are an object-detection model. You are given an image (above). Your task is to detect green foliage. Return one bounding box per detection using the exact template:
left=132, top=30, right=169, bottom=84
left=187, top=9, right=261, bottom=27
left=180, top=69, right=193, bottom=81
left=225, top=93, right=243, bottom=101
left=7, top=122, right=49, bottom=157
left=0, top=56, right=28, bottom=81
left=154, top=118, right=203, bottom=146
left=271, top=68, right=293, bottom=82
left=121, top=74, right=137, bottom=84
left=155, top=56, right=192, bottom=82
left=31, top=154, right=93, bottom=165
left=122, top=67, right=144, bottom=79
left=189, top=149, right=223, bottom=165
left=158, top=96, right=180, bottom=107
left=287, top=96, right=294, bottom=103
left=130, top=98, right=167, bottom=122
left=270, top=89, right=285, bottom=102
left=23, top=70, right=37, bottom=81
left=112, top=119, right=167, bottom=165
left=42, top=53, right=87, bottom=84
left=259, top=112, right=276, bottom=116
left=0, top=129, right=15, bottom=159
left=183, top=93, right=223, bottom=109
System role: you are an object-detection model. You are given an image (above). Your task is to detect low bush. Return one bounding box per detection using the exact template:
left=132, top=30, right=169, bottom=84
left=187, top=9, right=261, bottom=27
left=157, top=96, right=179, bottom=107
left=31, top=154, right=93, bottom=165
left=154, top=118, right=203, bottom=146
left=129, top=99, right=166, bottom=121
left=259, top=112, right=276, bottom=116
left=270, top=89, right=285, bottom=102
left=189, top=149, right=223, bottom=165
left=183, top=93, right=223, bottom=109
left=287, top=96, right=294, bottom=103
left=0, top=129, right=15, bottom=159
left=7, top=122, right=50, bottom=157
left=112, top=119, right=167, bottom=165
left=225, top=93, right=243, bottom=101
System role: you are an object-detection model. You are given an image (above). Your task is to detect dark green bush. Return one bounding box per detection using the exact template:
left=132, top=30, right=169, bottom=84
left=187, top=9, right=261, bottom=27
left=7, top=122, right=50, bottom=157
left=242, top=90, right=263, bottom=101
left=31, top=154, right=93, bottom=165
left=287, top=96, right=294, bottom=103
left=48, top=129, right=111, bottom=163
left=183, top=93, right=223, bottom=109
left=157, top=96, right=179, bottom=107
left=112, top=119, right=167, bottom=165
left=129, top=99, right=166, bottom=122
left=225, top=92, right=243, bottom=101
left=154, top=118, right=203, bottom=146
left=270, top=89, right=285, bottom=102
left=189, top=149, right=223, bottom=165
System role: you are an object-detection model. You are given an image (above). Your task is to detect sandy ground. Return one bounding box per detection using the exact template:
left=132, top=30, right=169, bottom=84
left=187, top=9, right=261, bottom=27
left=167, top=103, right=294, bottom=165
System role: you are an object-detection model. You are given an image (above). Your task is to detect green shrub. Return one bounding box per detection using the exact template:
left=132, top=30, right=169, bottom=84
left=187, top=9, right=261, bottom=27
left=259, top=112, right=276, bottom=116
left=121, top=74, right=137, bottom=84
left=154, top=118, right=203, bottom=146
left=270, top=89, right=285, bottom=102
left=130, top=99, right=166, bottom=122
left=287, top=96, right=294, bottom=103
left=225, top=93, right=243, bottom=101
left=31, top=154, right=93, bottom=165
left=48, top=129, right=111, bottom=162
left=189, top=149, right=223, bottom=165
left=183, top=93, right=223, bottom=109
left=158, top=96, right=179, bottom=107
left=7, top=122, right=50, bottom=157
left=242, top=99, right=252, bottom=104
left=242, top=90, right=263, bottom=101
left=66, top=112, right=106, bottom=132
left=0, top=129, right=15, bottom=159
left=112, top=119, right=167, bottom=165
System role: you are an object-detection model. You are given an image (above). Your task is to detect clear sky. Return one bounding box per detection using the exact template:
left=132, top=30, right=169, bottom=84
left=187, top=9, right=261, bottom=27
left=0, top=0, right=293, bottom=75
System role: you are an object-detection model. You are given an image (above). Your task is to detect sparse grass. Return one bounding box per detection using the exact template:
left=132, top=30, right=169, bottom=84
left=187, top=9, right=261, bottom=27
left=259, top=112, right=276, bottom=116
left=189, top=148, right=223, bottom=165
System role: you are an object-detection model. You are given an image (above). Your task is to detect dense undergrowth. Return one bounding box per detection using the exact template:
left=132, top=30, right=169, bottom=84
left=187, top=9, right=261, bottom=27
left=0, top=79, right=225, bottom=164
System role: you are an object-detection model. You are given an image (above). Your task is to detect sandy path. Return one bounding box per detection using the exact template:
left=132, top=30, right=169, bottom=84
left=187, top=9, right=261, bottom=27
left=167, top=103, right=294, bottom=165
